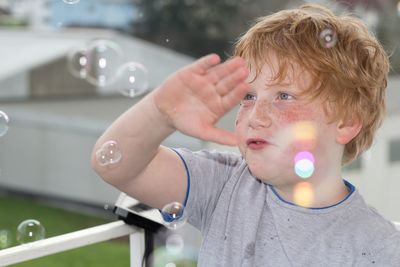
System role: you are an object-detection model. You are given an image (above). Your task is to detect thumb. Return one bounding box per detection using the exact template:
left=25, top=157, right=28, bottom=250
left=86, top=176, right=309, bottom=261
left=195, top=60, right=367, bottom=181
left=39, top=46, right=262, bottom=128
left=200, top=125, right=240, bottom=146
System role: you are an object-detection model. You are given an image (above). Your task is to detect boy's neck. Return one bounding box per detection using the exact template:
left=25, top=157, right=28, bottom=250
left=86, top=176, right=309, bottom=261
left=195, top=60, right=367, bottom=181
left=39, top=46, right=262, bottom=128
left=271, top=178, right=351, bottom=209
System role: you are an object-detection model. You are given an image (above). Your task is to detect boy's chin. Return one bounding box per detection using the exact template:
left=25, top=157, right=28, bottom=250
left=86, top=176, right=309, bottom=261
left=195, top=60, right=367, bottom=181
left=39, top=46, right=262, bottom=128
left=248, top=166, right=276, bottom=183
left=248, top=165, right=298, bottom=186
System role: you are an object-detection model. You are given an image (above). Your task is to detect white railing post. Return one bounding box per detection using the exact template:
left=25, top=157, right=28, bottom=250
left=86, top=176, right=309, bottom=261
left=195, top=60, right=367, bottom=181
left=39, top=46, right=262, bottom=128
left=0, top=220, right=141, bottom=266
left=130, top=228, right=145, bottom=267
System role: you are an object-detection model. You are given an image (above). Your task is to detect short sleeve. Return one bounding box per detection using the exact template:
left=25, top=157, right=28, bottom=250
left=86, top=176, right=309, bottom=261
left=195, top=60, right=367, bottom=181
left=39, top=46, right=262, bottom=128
left=171, top=148, right=244, bottom=232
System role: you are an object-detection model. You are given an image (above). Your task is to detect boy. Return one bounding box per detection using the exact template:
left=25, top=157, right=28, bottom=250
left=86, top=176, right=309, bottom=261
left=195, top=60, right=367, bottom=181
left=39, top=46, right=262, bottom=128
left=91, top=3, right=400, bottom=266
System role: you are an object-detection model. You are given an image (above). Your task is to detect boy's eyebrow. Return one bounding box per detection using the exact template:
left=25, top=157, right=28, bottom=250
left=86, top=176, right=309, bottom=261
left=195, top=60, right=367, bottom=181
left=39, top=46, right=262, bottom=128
left=263, top=81, right=294, bottom=90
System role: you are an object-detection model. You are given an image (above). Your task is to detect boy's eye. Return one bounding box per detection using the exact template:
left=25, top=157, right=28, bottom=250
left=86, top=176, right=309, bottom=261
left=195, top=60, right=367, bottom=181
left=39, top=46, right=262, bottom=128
left=243, top=94, right=257, bottom=101
left=240, top=93, right=256, bottom=106
left=278, top=92, right=294, bottom=100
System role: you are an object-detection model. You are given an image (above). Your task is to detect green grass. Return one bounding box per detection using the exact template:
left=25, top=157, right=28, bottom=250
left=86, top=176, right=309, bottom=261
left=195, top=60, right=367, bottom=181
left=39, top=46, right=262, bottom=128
left=0, top=195, right=130, bottom=267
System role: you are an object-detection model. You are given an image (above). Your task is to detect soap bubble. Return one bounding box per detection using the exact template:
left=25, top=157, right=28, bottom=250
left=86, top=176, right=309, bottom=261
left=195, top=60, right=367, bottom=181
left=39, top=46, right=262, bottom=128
left=63, top=0, right=80, bottom=4
left=319, top=28, right=337, bottom=49
left=148, top=244, right=197, bottom=267
left=0, top=229, right=12, bottom=249
left=85, top=40, right=123, bottom=87
left=115, top=62, right=149, bottom=98
left=96, top=140, right=122, bottom=166
left=166, top=234, right=184, bottom=255
left=67, top=46, right=88, bottom=79
left=161, top=202, right=187, bottom=230
left=0, top=110, right=9, bottom=137
left=16, top=219, right=46, bottom=244
left=294, top=151, right=315, bottom=179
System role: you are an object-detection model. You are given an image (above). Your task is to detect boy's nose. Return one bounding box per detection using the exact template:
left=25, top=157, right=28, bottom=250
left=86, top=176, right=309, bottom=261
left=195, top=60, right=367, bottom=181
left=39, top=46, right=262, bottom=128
left=248, top=102, right=272, bottom=129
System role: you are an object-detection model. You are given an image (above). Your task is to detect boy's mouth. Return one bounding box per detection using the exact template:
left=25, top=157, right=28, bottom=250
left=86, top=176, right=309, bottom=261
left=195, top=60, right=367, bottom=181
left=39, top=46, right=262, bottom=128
left=246, top=138, right=269, bottom=150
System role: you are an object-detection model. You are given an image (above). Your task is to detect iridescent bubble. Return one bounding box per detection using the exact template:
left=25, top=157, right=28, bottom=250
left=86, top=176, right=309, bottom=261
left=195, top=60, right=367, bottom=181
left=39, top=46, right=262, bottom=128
left=294, top=151, right=315, bottom=179
left=63, top=0, right=80, bottom=4
left=85, top=40, right=123, bottom=87
left=0, top=110, right=9, bottom=137
left=95, top=140, right=122, bottom=166
left=148, top=245, right=197, bottom=267
left=319, top=28, right=337, bottom=49
left=115, top=62, right=149, bottom=98
left=293, top=182, right=314, bottom=207
left=294, top=151, right=315, bottom=163
left=161, top=202, right=187, bottom=230
left=16, top=219, right=46, bottom=244
left=294, top=160, right=315, bottom=178
left=166, top=234, right=184, bottom=255
left=0, top=229, right=12, bottom=249
left=67, top=47, right=88, bottom=79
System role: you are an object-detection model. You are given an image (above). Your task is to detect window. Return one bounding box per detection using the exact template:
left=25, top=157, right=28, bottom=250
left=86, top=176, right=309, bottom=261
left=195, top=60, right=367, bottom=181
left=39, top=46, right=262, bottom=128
left=389, top=139, right=400, bottom=163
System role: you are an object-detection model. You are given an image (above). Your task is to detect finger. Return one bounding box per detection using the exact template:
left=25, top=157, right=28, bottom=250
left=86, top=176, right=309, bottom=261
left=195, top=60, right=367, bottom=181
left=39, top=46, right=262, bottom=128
left=199, top=125, right=240, bottom=146
left=215, top=66, right=249, bottom=96
left=221, top=82, right=250, bottom=111
left=188, top=54, right=221, bottom=75
left=206, top=57, right=247, bottom=84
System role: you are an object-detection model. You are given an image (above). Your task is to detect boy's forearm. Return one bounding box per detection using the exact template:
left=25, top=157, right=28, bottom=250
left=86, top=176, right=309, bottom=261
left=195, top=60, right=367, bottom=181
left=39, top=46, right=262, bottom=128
left=91, top=91, right=175, bottom=186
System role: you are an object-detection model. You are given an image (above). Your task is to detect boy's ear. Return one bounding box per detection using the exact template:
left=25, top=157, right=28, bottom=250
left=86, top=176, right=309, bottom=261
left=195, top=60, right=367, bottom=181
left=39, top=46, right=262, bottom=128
left=335, top=117, right=362, bottom=145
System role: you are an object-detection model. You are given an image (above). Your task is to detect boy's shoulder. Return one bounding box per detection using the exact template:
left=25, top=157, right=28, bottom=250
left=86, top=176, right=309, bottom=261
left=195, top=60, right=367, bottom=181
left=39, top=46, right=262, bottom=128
left=341, top=193, right=400, bottom=255
left=176, top=147, right=245, bottom=167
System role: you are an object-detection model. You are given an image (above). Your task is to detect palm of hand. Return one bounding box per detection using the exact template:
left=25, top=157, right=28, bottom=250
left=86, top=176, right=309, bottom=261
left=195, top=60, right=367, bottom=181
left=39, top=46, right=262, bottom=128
left=154, top=54, right=249, bottom=145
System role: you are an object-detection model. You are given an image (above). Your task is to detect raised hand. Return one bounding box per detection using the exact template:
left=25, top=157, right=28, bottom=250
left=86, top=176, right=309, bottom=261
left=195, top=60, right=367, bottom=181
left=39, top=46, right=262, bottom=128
left=153, top=54, right=249, bottom=146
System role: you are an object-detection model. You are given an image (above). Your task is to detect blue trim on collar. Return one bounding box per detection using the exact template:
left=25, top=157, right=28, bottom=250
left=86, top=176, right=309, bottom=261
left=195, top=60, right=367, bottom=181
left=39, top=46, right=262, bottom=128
left=268, top=179, right=355, bottom=210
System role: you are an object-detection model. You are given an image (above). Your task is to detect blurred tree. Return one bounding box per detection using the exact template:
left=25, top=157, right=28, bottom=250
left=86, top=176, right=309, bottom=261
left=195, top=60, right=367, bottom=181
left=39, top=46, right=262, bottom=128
left=333, top=0, right=400, bottom=74
left=130, top=0, right=399, bottom=74
left=131, top=0, right=242, bottom=58
left=130, top=0, right=290, bottom=58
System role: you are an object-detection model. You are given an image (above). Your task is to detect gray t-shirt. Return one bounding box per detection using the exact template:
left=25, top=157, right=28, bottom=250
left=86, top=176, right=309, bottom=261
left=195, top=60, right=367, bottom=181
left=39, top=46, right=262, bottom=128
left=173, top=148, right=400, bottom=267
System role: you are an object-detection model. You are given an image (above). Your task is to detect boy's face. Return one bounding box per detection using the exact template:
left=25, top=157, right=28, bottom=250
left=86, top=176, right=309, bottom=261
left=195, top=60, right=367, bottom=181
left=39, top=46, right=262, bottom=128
left=235, top=55, right=342, bottom=187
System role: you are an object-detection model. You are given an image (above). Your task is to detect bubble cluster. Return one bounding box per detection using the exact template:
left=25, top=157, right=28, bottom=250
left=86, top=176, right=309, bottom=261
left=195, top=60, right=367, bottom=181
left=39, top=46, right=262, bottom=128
left=67, top=40, right=151, bottom=98
left=95, top=140, right=122, bottom=166
left=294, top=151, right=315, bottom=179
left=0, top=229, right=12, bottom=249
left=0, top=110, right=9, bottom=137
left=67, top=47, right=88, bottom=79
left=115, top=62, right=149, bottom=98
left=16, top=219, right=46, bottom=244
left=319, top=28, right=337, bottom=49
left=161, top=202, right=187, bottom=230
left=293, top=182, right=314, bottom=207
left=63, top=0, right=80, bottom=4
left=85, top=40, right=123, bottom=87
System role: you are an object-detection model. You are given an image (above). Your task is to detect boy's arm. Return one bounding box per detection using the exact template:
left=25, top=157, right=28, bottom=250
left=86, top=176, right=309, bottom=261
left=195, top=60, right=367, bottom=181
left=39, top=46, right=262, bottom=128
left=90, top=54, right=249, bottom=210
